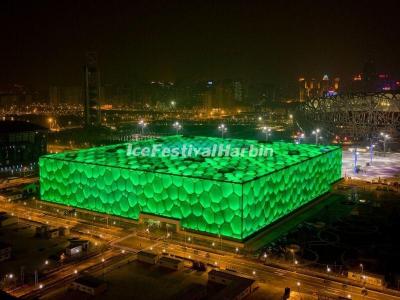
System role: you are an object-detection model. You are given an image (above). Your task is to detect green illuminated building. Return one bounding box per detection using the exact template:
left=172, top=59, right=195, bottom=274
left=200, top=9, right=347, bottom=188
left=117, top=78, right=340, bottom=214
left=39, top=136, right=342, bottom=240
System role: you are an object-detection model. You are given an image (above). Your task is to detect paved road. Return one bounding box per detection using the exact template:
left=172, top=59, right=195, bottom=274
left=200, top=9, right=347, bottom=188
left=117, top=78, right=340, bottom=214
left=0, top=177, right=38, bottom=190
left=3, top=200, right=400, bottom=300
left=7, top=248, right=121, bottom=298
left=113, top=232, right=400, bottom=300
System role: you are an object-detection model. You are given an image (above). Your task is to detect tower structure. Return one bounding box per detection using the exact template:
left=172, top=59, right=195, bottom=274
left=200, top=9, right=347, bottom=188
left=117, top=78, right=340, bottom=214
left=83, top=52, right=101, bottom=127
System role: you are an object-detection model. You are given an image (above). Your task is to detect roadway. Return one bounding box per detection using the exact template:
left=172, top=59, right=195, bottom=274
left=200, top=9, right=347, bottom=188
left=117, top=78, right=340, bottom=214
left=10, top=249, right=131, bottom=299
left=0, top=177, right=38, bottom=190
left=113, top=232, right=400, bottom=300
left=2, top=198, right=400, bottom=300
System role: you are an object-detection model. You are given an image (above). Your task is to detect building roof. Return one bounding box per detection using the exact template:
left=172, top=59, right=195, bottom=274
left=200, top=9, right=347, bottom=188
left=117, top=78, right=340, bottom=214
left=209, top=269, right=253, bottom=284
left=74, top=275, right=106, bottom=288
left=209, top=270, right=255, bottom=300
left=159, top=256, right=183, bottom=264
left=66, top=244, right=82, bottom=249
left=41, top=136, right=341, bottom=183
left=172, top=283, right=206, bottom=300
left=138, top=250, right=159, bottom=258
left=0, top=120, right=47, bottom=134
left=71, top=239, right=89, bottom=245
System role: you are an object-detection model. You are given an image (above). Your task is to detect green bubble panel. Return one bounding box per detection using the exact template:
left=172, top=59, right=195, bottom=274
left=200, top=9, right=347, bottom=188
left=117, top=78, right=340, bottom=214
left=39, top=136, right=342, bottom=240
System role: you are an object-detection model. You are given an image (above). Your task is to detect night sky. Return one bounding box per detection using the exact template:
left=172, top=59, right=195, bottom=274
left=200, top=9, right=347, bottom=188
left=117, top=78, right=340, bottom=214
left=1, top=0, right=399, bottom=90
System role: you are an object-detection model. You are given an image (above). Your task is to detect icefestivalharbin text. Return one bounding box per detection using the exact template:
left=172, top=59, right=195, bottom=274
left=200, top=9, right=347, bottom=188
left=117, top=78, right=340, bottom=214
left=126, top=143, right=274, bottom=158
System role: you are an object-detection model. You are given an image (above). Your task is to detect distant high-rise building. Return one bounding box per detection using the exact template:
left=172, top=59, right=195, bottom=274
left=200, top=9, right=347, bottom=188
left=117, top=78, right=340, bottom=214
left=299, top=75, right=340, bottom=101
left=362, top=60, right=377, bottom=85
left=48, top=86, right=82, bottom=105
left=0, top=84, right=35, bottom=106
left=49, top=86, right=60, bottom=105
left=83, top=52, right=101, bottom=127
left=233, top=81, right=243, bottom=103
left=0, top=120, right=47, bottom=176
left=350, top=61, right=400, bottom=92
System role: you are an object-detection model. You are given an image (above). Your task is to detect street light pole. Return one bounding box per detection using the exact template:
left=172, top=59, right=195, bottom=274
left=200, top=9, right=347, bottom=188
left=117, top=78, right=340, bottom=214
left=297, top=281, right=302, bottom=300
left=312, top=128, right=320, bottom=145
left=173, top=121, right=182, bottom=135
left=138, top=120, right=147, bottom=136
left=350, top=147, right=359, bottom=174
left=102, top=258, right=105, bottom=279
left=218, top=124, right=227, bottom=138
left=380, top=132, right=390, bottom=154
left=261, top=126, right=271, bottom=141
left=297, top=133, right=305, bottom=144
left=366, top=142, right=375, bottom=165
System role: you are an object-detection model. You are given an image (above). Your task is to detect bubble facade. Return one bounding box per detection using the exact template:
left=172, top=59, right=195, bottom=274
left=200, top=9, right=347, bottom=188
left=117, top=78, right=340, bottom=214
left=39, top=136, right=342, bottom=240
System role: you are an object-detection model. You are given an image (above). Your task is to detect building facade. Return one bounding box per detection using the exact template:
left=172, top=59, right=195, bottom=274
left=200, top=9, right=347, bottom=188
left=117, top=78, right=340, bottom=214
left=0, top=120, right=47, bottom=176
left=40, top=136, right=342, bottom=240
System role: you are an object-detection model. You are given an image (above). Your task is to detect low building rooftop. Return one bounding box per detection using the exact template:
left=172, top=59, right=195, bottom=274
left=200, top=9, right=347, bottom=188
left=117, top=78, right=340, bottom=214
left=74, top=275, right=106, bottom=288
left=159, top=256, right=183, bottom=264
left=138, top=250, right=159, bottom=258
left=209, top=270, right=255, bottom=300
left=209, top=269, right=254, bottom=284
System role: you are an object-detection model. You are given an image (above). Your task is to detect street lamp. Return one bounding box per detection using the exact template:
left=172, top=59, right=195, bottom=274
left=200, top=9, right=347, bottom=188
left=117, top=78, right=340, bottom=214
left=295, top=132, right=305, bottom=144
left=296, top=281, right=301, bottom=298
left=312, top=128, right=321, bottom=145
left=349, top=148, right=359, bottom=174
left=173, top=121, right=182, bottom=135
left=299, top=132, right=305, bottom=143
left=327, top=265, right=331, bottom=273
left=366, top=144, right=375, bottom=164
left=138, top=119, right=147, bottom=135
left=48, top=117, right=54, bottom=130
left=380, top=132, right=390, bottom=154
left=218, top=124, right=227, bottom=138
left=261, top=126, right=272, bottom=141
left=101, top=258, right=105, bottom=278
